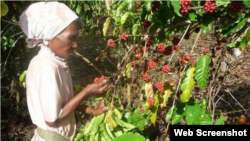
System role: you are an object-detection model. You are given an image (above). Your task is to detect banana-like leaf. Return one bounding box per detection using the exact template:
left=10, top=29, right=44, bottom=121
left=103, top=17, right=111, bottom=37
left=194, top=55, right=211, bottom=89
left=180, top=67, right=195, bottom=102
left=159, top=83, right=173, bottom=108
left=106, top=110, right=117, bottom=130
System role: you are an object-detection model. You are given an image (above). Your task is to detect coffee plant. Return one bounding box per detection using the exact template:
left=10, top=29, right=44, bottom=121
left=1, top=1, right=250, bottom=141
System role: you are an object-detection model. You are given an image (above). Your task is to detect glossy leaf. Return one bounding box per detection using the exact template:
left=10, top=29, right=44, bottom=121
left=172, top=103, right=186, bottom=125
left=165, top=106, right=175, bottom=122
left=199, top=113, right=211, bottom=125
left=145, top=0, right=153, bottom=12
left=194, top=55, right=211, bottom=89
left=186, top=104, right=201, bottom=125
left=103, top=17, right=111, bottom=37
left=214, top=114, right=226, bottom=125
left=121, top=12, right=130, bottom=25
left=180, top=67, right=195, bottom=102
left=116, top=1, right=128, bottom=17
left=170, top=0, right=182, bottom=17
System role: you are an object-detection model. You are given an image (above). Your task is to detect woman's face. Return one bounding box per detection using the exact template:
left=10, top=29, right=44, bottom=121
left=49, top=23, right=79, bottom=59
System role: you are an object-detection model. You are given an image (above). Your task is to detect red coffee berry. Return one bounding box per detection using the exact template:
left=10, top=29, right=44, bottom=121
left=121, top=33, right=129, bottom=41
left=148, top=60, right=157, bottom=70
left=229, top=2, right=243, bottom=13
left=172, top=45, right=179, bottom=53
left=107, top=39, right=116, bottom=48
left=142, top=74, right=151, bottom=82
left=151, top=1, right=161, bottom=12
left=157, top=43, right=166, bottom=53
left=204, top=48, right=208, bottom=55
left=143, top=20, right=151, bottom=28
left=172, top=37, right=180, bottom=45
left=147, top=97, right=155, bottom=106
left=194, top=27, right=200, bottom=33
left=164, top=46, right=172, bottom=55
left=203, top=0, right=216, bottom=13
left=162, top=65, right=171, bottom=73
left=134, top=2, right=141, bottom=9
left=156, top=81, right=164, bottom=93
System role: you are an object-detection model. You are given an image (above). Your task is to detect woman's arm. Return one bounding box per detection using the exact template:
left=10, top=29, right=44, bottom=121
left=45, top=80, right=109, bottom=127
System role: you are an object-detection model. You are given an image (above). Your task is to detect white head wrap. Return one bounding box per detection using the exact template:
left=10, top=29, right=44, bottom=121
left=19, top=2, right=79, bottom=48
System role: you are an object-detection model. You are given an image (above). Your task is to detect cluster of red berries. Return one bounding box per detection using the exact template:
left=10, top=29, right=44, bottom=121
left=203, top=0, right=216, bottom=13
left=172, top=37, right=180, bottom=45
left=121, top=33, right=129, bottom=41
left=229, top=2, right=243, bottom=13
left=162, top=65, right=171, bottom=73
left=94, top=75, right=108, bottom=84
left=147, top=97, right=155, bottom=106
left=142, top=74, right=150, bottom=82
left=107, top=39, right=116, bottom=48
left=180, top=0, right=192, bottom=15
left=164, top=46, right=172, bottom=55
left=157, top=44, right=165, bottom=53
left=156, top=81, right=164, bottom=93
left=143, top=20, right=151, bottom=28
left=151, top=1, right=161, bottom=12
left=180, top=54, right=193, bottom=65
left=148, top=60, right=157, bottom=70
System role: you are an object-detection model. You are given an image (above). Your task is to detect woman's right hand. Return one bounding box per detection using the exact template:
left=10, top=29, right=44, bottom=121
left=85, top=80, right=109, bottom=95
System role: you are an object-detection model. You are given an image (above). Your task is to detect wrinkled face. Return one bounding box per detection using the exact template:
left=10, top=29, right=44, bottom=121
left=49, top=23, right=79, bottom=59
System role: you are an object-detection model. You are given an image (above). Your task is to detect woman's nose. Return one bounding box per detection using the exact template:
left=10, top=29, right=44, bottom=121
left=73, top=41, right=78, bottom=48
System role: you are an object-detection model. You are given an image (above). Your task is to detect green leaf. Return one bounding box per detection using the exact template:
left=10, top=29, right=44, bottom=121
left=180, top=67, right=195, bottom=102
left=215, top=1, right=230, bottom=7
left=76, top=5, right=82, bottom=15
left=224, top=18, right=248, bottom=36
left=188, top=12, right=197, bottom=22
left=199, top=113, right=211, bottom=125
left=19, top=71, right=27, bottom=87
left=149, top=22, right=161, bottom=34
left=243, top=1, right=250, bottom=7
left=194, top=55, right=211, bottom=89
left=132, top=23, right=140, bottom=40
left=113, top=133, right=146, bottom=141
left=145, top=0, right=153, bottom=12
left=127, top=0, right=134, bottom=11
left=89, top=113, right=105, bottom=135
left=165, top=106, right=175, bottom=122
left=103, top=17, right=111, bottom=37
left=170, top=0, right=182, bottom=17
left=186, top=104, right=202, bottom=125
left=157, top=5, right=174, bottom=25
left=141, top=7, right=147, bottom=22
left=172, top=103, right=186, bottom=124
left=150, top=95, right=159, bottom=126
left=214, top=114, right=226, bottom=125
left=116, top=1, right=128, bottom=17
left=1, top=1, right=8, bottom=17
left=121, top=12, right=130, bottom=26
left=201, top=99, right=207, bottom=114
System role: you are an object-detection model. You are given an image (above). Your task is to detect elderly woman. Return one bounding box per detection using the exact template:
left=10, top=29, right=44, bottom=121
left=19, top=2, right=110, bottom=141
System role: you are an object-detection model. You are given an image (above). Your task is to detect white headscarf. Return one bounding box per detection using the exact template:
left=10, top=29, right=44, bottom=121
left=19, top=2, right=78, bottom=48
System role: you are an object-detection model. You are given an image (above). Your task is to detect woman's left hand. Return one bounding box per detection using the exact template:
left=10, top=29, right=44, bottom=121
left=91, top=99, right=110, bottom=115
